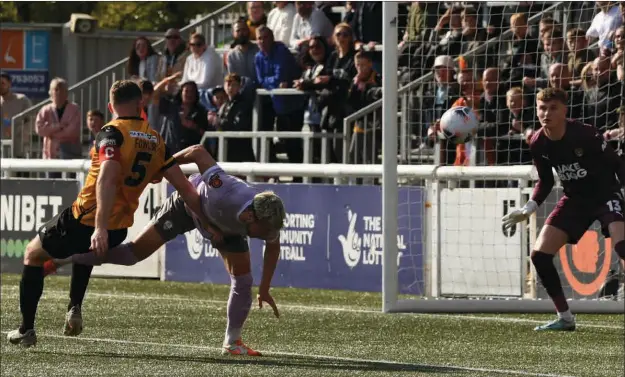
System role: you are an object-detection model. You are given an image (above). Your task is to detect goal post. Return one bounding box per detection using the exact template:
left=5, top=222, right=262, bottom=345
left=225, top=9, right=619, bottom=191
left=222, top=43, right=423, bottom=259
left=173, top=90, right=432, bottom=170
left=381, top=1, right=399, bottom=313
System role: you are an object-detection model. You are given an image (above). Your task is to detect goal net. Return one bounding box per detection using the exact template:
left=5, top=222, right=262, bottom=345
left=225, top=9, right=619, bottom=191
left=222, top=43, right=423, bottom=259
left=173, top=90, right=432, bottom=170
left=382, top=2, right=625, bottom=313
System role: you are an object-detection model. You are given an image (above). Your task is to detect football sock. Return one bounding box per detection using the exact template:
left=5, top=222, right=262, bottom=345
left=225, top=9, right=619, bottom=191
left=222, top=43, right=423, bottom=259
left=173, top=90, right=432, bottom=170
left=557, top=309, right=574, bottom=322
left=615, top=240, right=625, bottom=260
left=19, top=265, right=44, bottom=332
left=224, top=273, right=253, bottom=346
left=71, top=243, right=138, bottom=266
left=68, top=263, right=93, bottom=310
left=531, top=251, right=570, bottom=313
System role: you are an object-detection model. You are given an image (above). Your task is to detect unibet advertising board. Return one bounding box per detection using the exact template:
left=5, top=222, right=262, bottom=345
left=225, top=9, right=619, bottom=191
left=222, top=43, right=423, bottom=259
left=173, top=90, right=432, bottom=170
left=1, top=179, right=79, bottom=273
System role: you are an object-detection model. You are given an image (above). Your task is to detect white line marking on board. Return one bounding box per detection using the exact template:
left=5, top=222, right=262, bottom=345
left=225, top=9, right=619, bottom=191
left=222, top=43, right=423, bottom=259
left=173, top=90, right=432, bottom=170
left=0, top=331, right=576, bottom=377
left=2, top=287, right=622, bottom=330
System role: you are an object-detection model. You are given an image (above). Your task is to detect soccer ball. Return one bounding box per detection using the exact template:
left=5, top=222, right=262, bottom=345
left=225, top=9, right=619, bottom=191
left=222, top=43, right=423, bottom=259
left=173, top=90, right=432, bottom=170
left=439, top=106, right=479, bottom=144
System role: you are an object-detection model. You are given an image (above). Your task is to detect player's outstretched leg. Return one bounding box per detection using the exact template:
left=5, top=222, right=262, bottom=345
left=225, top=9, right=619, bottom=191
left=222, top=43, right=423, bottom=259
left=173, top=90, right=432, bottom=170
left=220, top=250, right=260, bottom=356
left=7, top=237, right=50, bottom=347
left=44, top=243, right=140, bottom=275
left=532, top=225, right=576, bottom=332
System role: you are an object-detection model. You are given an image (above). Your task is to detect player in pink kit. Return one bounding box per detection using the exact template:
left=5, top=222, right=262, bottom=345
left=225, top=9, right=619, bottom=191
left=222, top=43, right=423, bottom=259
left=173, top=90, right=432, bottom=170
left=503, top=87, right=625, bottom=331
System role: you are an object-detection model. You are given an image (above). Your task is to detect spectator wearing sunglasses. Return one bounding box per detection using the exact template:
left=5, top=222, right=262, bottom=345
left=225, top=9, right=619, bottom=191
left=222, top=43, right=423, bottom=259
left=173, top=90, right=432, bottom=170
left=181, top=33, right=224, bottom=90
left=162, top=28, right=190, bottom=78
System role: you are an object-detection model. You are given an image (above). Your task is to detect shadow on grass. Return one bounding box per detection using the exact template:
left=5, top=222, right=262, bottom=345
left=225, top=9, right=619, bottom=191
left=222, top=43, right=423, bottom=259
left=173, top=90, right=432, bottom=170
left=32, top=349, right=465, bottom=374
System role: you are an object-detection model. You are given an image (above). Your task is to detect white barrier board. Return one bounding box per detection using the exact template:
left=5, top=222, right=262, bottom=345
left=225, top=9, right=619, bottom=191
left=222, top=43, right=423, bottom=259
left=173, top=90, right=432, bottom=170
left=92, top=183, right=163, bottom=278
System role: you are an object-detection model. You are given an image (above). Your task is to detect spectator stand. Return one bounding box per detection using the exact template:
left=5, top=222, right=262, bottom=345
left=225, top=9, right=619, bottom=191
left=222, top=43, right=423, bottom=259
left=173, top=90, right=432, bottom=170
left=342, top=2, right=568, bottom=169
left=8, top=2, right=247, bottom=159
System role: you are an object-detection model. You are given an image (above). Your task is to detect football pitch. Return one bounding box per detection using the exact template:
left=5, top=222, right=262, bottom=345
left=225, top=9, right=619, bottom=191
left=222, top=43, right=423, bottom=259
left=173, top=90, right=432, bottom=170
left=1, top=274, right=623, bottom=377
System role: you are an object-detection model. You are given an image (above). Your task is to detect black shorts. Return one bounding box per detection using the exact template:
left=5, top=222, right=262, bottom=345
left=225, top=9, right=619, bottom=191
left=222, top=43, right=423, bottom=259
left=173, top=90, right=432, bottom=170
left=151, top=192, right=250, bottom=253
left=546, top=192, right=625, bottom=244
left=38, top=207, right=128, bottom=259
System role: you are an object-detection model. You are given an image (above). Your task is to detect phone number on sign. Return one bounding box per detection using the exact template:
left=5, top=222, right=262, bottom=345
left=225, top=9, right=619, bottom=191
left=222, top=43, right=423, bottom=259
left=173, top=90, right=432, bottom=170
left=11, top=74, right=47, bottom=85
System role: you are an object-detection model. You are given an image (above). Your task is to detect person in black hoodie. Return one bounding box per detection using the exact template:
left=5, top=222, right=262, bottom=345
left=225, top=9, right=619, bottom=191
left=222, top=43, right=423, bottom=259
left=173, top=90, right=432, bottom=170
left=347, top=51, right=382, bottom=164
left=205, top=73, right=256, bottom=163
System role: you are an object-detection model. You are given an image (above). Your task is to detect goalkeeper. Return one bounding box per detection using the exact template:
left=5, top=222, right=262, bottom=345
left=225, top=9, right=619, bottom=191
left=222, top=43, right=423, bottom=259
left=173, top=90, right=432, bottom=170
left=502, top=88, right=625, bottom=331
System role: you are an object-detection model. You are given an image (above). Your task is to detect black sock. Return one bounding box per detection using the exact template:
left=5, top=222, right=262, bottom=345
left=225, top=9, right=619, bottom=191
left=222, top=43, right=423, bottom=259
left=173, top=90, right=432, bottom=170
left=531, top=251, right=569, bottom=312
left=20, top=265, right=44, bottom=332
left=68, top=264, right=93, bottom=310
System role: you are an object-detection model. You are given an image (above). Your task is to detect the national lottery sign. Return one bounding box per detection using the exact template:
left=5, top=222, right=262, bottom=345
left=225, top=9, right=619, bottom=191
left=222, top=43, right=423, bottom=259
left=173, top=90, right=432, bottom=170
left=163, top=183, right=425, bottom=295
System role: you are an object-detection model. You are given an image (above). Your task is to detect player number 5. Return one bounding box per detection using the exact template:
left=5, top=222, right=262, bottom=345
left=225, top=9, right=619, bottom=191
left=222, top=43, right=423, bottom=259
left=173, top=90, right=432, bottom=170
left=607, top=199, right=622, bottom=213
left=125, top=152, right=153, bottom=187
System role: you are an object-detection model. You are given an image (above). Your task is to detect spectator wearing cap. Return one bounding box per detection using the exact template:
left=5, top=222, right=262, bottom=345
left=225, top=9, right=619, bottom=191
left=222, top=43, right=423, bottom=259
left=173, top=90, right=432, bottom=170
left=267, top=2, right=296, bottom=45
left=1, top=72, right=32, bottom=157
left=586, top=2, right=623, bottom=48
left=290, top=1, right=334, bottom=50
left=424, top=55, right=460, bottom=165
left=182, top=33, right=224, bottom=90
left=35, top=77, right=82, bottom=161
left=246, top=1, right=267, bottom=41
left=126, top=36, right=166, bottom=83
left=161, top=28, right=190, bottom=79
left=566, top=28, right=597, bottom=87
left=227, top=19, right=260, bottom=87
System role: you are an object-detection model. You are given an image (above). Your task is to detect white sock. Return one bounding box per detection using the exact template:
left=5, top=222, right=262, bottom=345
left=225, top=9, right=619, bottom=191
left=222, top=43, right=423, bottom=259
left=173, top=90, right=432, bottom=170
left=224, top=327, right=241, bottom=346
left=557, top=310, right=574, bottom=321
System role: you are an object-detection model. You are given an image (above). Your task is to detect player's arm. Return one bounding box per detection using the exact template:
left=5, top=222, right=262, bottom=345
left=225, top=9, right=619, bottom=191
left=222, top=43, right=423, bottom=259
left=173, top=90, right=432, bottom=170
left=160, top=148, right=222, bottom=239
left=172, top=144, right=217, bottom=175
left=260, top=235, right=280, bottom=290
left=502, top=140, right=553, bottom=229
left=92, top=126, right=124, bottom=255
left=258, top=236, right=281, bottom=318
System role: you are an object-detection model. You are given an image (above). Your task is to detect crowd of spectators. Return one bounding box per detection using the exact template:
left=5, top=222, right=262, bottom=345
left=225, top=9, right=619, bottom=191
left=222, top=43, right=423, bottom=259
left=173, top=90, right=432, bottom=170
left=2, top=1, right=624, bottom=176
left=415, top=1, right=625, bottom=168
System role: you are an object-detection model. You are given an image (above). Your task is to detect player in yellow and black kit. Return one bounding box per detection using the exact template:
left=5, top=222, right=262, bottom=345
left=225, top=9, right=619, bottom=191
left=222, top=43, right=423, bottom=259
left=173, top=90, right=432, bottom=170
left=7, top=80, right=210, bottom=347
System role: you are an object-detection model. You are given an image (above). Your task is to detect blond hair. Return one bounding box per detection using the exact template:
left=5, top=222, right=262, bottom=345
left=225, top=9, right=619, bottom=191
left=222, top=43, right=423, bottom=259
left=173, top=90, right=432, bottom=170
left=506, top=87, right=523, bottom=98
left=253, top=191, right=286, bottom=231
left=580, top=62, right=595, bottom=91
left=510, top=13, right=527, bottom=25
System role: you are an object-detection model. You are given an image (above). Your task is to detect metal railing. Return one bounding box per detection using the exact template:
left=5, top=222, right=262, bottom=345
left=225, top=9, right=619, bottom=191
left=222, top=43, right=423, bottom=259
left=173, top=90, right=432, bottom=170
left=8, top=2, right=246, bottom=159
left=201, top=130, right=344, bottom=184
left=342, top=2, right=566, bottom=165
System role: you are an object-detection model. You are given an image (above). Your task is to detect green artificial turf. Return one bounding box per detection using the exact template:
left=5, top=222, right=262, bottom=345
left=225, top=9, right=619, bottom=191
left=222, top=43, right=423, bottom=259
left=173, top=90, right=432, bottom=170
left=1, top=274, right=623, bottom=377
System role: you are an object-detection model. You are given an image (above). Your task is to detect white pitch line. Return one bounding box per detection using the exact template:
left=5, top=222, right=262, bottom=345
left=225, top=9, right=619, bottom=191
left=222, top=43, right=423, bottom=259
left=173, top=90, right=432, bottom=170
left=1, top=287, right=623, bottom=330
left=0, top=331, right=576, bottom=377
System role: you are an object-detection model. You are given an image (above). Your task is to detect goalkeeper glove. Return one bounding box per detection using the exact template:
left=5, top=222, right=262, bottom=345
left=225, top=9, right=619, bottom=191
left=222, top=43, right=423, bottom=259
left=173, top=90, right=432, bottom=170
left=502, top=200, right=538, bottom=231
